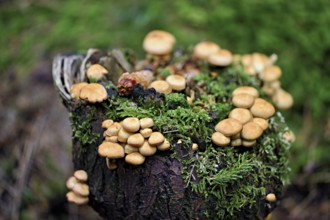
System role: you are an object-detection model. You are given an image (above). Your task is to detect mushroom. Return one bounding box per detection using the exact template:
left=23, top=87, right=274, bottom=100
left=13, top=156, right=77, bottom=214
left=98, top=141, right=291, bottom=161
left=215, top=118, right=243, bottom=137
left=191, top=143, right=198, bottom=151
left=79, top=83, right=108, bottom=103
left=105, top=122, right=121, bottom=136
left=228, top=108, right=253, bottom=124
left=105, top=135, right=118, bottom=143
left=98, top=142, right=125, bottom=159
left=143, top=30, right=176, bottom=56
left=148, top=132, right=165, bottom=146
left=192, top=41, right=220, bottom=60
left=272, top=88, right=294, bottom=110
left=66, top=176, right=78, bottom=189
left=122, top=117, right=140, bottom=133
left=139, top=141, right=157, bottom=156
left=232, top=86, right=259, bottom=98
left=149, top=80, right=172, bottom=95
left=72, top=183, right=89, bottom=197
left=244, top=65, right=257, bottom=77
left=252, top=118, right=269, bottom=131
left=102, top=119, right=114, bottom=129
left=117, top=128, right=133, bottom=143
left=207, top=49, right=233, bottom=67
left=140, top=128, right=153, bottom=138
left=124, top=144, right=139, bottom=154
left=117, top=71, right=154, bottom=96
left=86, top=64, right=108, bottom=80
left=265, top=193, right=277, bottom=202
left=242, top=139, right=257, bottom=147
left=250, top=98, right=275, bottom=119
left=251, top=53, right=269, bottom=73
left=232, top=93, right=255, bottom=108
left=70, top=82, right=88, bottom=100
left=66, top=191, right=89, bottom=205
left=241, top=122, right=263, bottom=141
left=260, top=65, right=282, bottom=82
left=127, top=133, right=145, bottom=147
left=140, top=118, right=154, bottom=129
left=166, top=74, right=186, bottom=91
left=125, top=152, right=146, bottom=165
left=231, top=138, right=242, bottom=147
left=73, top=170, right=88, bottom=182
left=157, top=139, right=170, bottom=151
left=211, top=132, right=231, bottom=147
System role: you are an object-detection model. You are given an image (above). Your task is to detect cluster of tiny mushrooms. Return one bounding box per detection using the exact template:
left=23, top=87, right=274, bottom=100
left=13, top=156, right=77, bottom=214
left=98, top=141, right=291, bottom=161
left=66, top=170, right=89, bottom=205
left=66, top=30, right=292, bottom=206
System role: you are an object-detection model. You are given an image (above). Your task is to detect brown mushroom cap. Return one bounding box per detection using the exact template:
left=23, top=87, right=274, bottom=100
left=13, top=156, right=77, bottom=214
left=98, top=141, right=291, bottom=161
left=102, top=119, right=114, bottom=129
left=79, top=83, right=108, bottom=103
left=241, top=122, right=263, bottom=141
left=127, top=133, right=145, bottom=147
left=250, top=98, right=276, bottom=119
left=157, top=139, right=171, bottom=151
left=140, top=128, right=153, bottom=138
left=265, top=193, right=277, bottom=202
left=70, top=83, right=88, bottom=100
left=122, top=117, right=140, bottom=133
left=143, top=30, right=176, bottom=55
left=229, top=108, right=253, bottom=124
left=193, top=41, right=220, bottom=60
left=241, top=54, right=252, bottom=66
left=117, top=128, right=132, bottom=143
left=140, top=118, right=154, bottom=129
left=148, top=132, right=165, bottom=146
left=98, top=142, right=125, bottom=159
left=66, top=191, right=89, bottom=205
left=139, top=141, right=157, bottom=156
left=272, top=89, right=294, bottom=110
left=231, top=138, right=242, bottom=147
left=66, top=176, right=78, bottom=189
left=105, top=122, right=121, bottom=136
left=242, top=139, right=257, bottom=147
left=166, top=75, right=186, bottom=91
left=207, top=49, right=233, bottom=66
left=232, top=93, right=255, bottom=108
left=73, top=170, right=88, bottom=182
left=86, top=64, right=108, bottom=80
left=262, top=84, right=276, bottom=96
left=212, top=132, right=231, bottom=147
left=105, top=135, right=118, bottom=143
left=232, top=86, right=259, bottom=98
left=215, top=118, right=243, bottom=137
left=149, top=80, right=172, bottom=95
left=125, top=152, right=146, bottom=165
left=124, top=144, right=139, bottom=154
left=261, top=65, right=282, bottom=82
left=251, top=53, right=269, bottom=73
left=252, top=118, right=269, bottom=131
left=72, top=183, right=90, bottom=197
left=191, top=143, right=198, bottom=151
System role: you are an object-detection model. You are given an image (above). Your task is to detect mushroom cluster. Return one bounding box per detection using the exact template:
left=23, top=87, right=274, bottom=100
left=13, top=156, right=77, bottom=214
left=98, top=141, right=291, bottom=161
left=98, top=117, right=170, bottom=167
left=70, top=82, right=108, bottom=103
left=66, top=170, right=89, bottom=205
left=212, top=86, right=275, bottom=147
left=240, top=53, right=293, bottom=110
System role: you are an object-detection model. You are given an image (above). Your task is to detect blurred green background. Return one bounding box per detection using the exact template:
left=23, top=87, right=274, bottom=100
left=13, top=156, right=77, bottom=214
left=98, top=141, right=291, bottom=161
left=1, top=0, right=329, bottom=219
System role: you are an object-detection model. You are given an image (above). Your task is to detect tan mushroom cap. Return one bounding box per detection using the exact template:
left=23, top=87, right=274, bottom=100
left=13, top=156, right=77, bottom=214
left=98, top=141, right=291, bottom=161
left=66, top=176, right=78, bottom=189
left=106, top=158, right=117, bottom=170
left=241, top=122, right=263, bottom=141
left=193, top=41, right=221, bottom=60
left=140, top=118, right=154, bottom=129
left=262, top=84, right=275, bottom=96
left=73, top=170, right=88, bottom=182
left=70, top=82, right=88, bottom=100
left=124, top=144, right=139, bottom=154
left=232, top=93, right=255, bottom=108
left=98, top=142, right=125, bottom=159
left=66, top=191, right=89, bottom=205
left=244, top=65, right=257, bottom=76
left=229, top=108, right=253, bottom=124
left=242, top=139, right=257, bottom=147
left=105, top=122, right=121, bottom=136
left=191, top=143, right=198, bottom=151
left=79, top=83, right=108, bottom=103
left=269, top=80, right=281, bottom=90
left=251, top=53, right=269, bottom=73
left=232, top=86, right=259, bottom=98
left=72, top=182, right=90, bottom=197
left=207, top=49, right=233, bottom=66
left=117, top=128, right=132, bottom=143
left=148, top=132, right=165, bottom=146
left=140, top=128, right=153, bottom=138
left=252, top=118, right=269, bottom=131
left=272, top=89, right=294, bottom=110
left=127, top=133, right=145, bottom=147
left=157, top=139, right=170, bottom=151
left=125, top=152, right=146, bottom=165
left=143, top=30, right=176, bottom=55
left=231, top=138, right=242, bottom=147
left=215, top=118, right=243, bottom=137
left=102, top=119, right=114, bottom=129
left=265, top=193, right=277, bottom=202
left=212, top=132, right=231, bottom=147
left=122, top=117, right=140, bottom=133
left=261, top=65, right=282, bottom=82
left=139, top=141, right=157, bottom=156
left=250, top=98, right=276, bottom=119
left=166, top=74, right=186, bottom=91
left=149, top=80, right=172, bottom=95
left=86, top=64, right=108, bottom=80
left=241, top=54, right=252, bottom=66
left=105, top=135, right=118, bottom=143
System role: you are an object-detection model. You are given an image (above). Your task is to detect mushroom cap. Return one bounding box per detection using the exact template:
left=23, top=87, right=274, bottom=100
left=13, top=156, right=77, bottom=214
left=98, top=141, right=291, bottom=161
left=232, top=93, right=255, bottom=108
left=231, top=138, right=242, bottom=147
left=149, top=80, right=172, bottom=94
left=140, top=128, right=153, bottom=138
left=207, top=49, right=233, bottom=66
left=229, top=108, right=253, bottom=124
left=105, top=122, right=121, bottom=136
left=215, top=118, right=243, bottom=137
left=272, top=89, right=294, bottom=110
left=66, top=191, right=89, bottom=205
left=70, top=83, right=88, bottom=100
left=241, top=122, right=263, bottom=141
left=72, top=182, right=90, bottom=197
left=250, top=98, right=276, bottom=119
left=157, top=139, right=170, bottom=151
left=79, top=83, right=108, bottom=103
left=166, top=74, right=186, bottom=91
left=262, top=84, right=276, bottom=96
left=232, top=86, right=259, bottom=98
left=148, top=132, right=165, bottom=146
left=98, top=142, right=125, bottom=159
left=117, top=128, right=132, bottom=143
left=191, top=143, right=198, bottom=151
left=125, top=152, right=146, bottom=165
left=102, top=119, right=114, bottom=129
left=139, top=141, right=157, bottom=156
left=105, top=135, right=118, bottom=143
left=211, top=132, right=231, bottom=147
left=122, top=117, right=140, bottom=133
left=127, top=133, right=145, bottom=147
left=86, top=64, right=108, bottom=80
left=252, top=118, right=269, bottom=131
left=73, top=170, right=88, bottom=182
left=193, top=41, right=220, bottom=60
left=261, top=65, right=282, bottom=82
left=244, top=65, right=257, bottom=76
left=251, top=53, right=269, bottom=73
left=124, top=144, right=139, bottom=154
left=143, top=30, right=176, bottom=55
left=66, top=176, right=78, bottom=189
left=265, top=193, right=277, bottom=202
left=242, top=139, right=257, bottom=147
left=140, top=118, right=154, bottom=129
left=241, top=54, right=252, bottom=66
